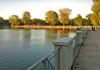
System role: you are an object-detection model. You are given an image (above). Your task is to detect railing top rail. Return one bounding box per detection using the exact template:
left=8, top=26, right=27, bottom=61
left=27, top=47, right=61, bottom=70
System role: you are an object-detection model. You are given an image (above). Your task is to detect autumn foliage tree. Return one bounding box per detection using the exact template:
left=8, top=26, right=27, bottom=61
left=45, top=10, right=58, bottom=25
left=90, top=14, right=97, bottom=26
left=91, top=0, right=100, bottom=25
left=59, top=8, right=72, bottom=26
left=22, top=11, right=31, bottom=25
left=93, top=0, right=100, bottom=5
left=9, top=15, right=20, bottom=26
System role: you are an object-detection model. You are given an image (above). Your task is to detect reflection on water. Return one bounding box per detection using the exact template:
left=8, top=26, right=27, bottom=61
left=57, top=29, right=69, bottom=38
left=0, top=29, right=75, bottom=41
left=0, top=29, right=76, bottom=70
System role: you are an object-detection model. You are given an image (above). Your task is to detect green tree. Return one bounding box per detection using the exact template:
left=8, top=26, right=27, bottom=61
left=86, top=14, right=92, bottom=20
left=82, top=18, right=90, bottom=26
left=9, top=15, right=20, bottom=26
left=45, top=10, right=58, bottom=25
left=86, top=14, right=93, bottom=25
left=59, top=8, right=72, bottom=26
left=68, top=19, right=74, bottom=25
left=74, top=14, right=82, bottom=26
left=22, top=11, right=31, bottom=25
left=32, top=18, right=46, bottom=25
left=4, top=19, right=10, bottom=26
left=0, top=16, right=5, bottom=25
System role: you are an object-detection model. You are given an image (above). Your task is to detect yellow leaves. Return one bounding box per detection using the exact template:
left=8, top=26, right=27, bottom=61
left=93, top=0, right=100, bottom=5
left=59, top=8, right=71, bottom=26
left=90, top=14, right=97, bottom=26
left=45, top=10, right=58, bottom=25
left=92, top=4, right=100, bottom=15
left=74, top=14, right=82, bottom=26
left=22, top=11, right=31, bottom=25
left=91, top=0, right=100, bottom=25
left=9, top=15, right=20, bottom=26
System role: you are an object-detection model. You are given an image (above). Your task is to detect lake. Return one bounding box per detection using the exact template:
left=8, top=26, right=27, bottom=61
left=0, top=28, right=76, bottom=70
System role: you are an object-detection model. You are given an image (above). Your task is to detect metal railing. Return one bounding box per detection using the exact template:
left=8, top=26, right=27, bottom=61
left=27, top=47, right=61, bottom=70
left=27, top=28, right=88, bottom=70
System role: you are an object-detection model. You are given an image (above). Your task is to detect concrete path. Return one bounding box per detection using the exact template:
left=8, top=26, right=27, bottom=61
left=74, top=29, right=100, bottom=70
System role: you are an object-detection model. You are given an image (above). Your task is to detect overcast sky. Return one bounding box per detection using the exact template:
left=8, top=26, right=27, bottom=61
left=0, top=0, right=93, bottom=19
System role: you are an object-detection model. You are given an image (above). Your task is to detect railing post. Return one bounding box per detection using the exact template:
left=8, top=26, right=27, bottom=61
left=82, top=29, right=85, bottom=38
left=76, top=31, right=83, bottom=45
left=53, top=37, right=73, bottom=70
left=85, top=28, right=88, bottom=36
left=81, top=28, right=88, bottom=39
left=54, top=47, right=60, bottom=70
left=43, top=59, right=47, bottom=70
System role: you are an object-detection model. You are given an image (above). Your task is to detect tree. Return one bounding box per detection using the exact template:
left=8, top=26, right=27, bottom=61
left=93, top=0, right=100, bottom=5
left=86, top=14, right=97, bottom=26
left=32, top=18, right=46, bottom=25
left=4, top=19, right=10, bottom=26
left=92, top=4, right=100, bottom=14
left=82, top=18, right=90, bottom=26
left=0, top=16, right=5, bottom=25
left=9, top=15, right=20, bottom=26
left=69, top=19, right=74, bottom=25
left=74, top=14, right=82, bottom=26
left=22, top=11, right=31, bottom=25
left=86, top=14, right=92, bottom=20
left=90, top=14, right=97, bottom=26
left=86, top=14, right=92, bottom=26
left=86, top=14, right=92, bottom=25
left=92, top=4, right=100, bottom=25
left=45, top=10, right=58, bottom=25
left=91, top=0, right=100, bottom=26
left=59, top=8, right=72, bottom=26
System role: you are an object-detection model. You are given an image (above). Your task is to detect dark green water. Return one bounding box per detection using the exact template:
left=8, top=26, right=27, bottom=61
left=0, top=29, right=76, bottom=70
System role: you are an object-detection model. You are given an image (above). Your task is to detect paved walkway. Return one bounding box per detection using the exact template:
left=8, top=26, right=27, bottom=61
left=74, top=29, right=100, bottom=70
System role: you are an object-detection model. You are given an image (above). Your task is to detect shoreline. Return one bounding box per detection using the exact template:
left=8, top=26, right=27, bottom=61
left=12, top=25, right=93, bottom=29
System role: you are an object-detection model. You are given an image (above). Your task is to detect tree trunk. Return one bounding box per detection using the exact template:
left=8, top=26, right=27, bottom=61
left=63, top=23, right=65, bottom=26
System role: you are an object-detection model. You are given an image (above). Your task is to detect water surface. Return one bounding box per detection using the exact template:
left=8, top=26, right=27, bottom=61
left=0, top=29, right=76, bottom=70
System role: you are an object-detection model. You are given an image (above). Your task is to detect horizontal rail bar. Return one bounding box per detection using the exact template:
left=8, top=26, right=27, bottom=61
left=27, top=47, right=61, bottom=70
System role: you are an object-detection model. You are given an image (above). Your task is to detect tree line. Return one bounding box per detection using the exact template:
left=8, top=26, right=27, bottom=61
left=0, top=17, right=10, bottom=26
left=0, top=0, right=100, bottom=26
left=0, top=9, right=90, bottom=26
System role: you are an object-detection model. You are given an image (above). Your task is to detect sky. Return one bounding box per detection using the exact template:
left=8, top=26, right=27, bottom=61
left=0, top=0, right=93, bottom=19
